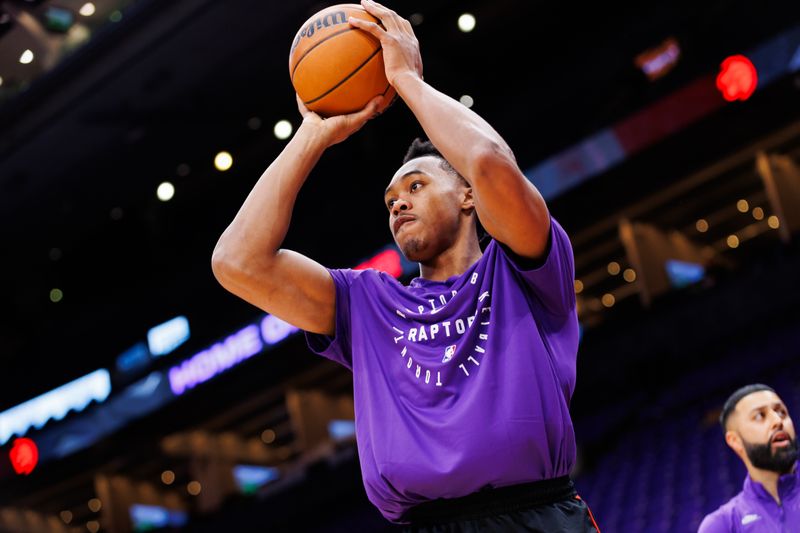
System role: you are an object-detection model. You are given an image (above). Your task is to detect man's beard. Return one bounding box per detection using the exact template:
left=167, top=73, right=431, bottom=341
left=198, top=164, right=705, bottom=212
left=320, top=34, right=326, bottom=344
left=742, top=435, right=798, bottom=474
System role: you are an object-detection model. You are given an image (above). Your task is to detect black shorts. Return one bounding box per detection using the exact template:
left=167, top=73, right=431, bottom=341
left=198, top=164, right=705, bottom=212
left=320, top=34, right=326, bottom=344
left=399, top=476, right=600, bottom=533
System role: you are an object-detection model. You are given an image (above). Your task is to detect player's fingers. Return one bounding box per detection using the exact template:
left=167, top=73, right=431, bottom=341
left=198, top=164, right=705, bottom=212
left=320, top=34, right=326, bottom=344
left=362, top=0, right=395, bottom=17
left=356, top=95, right=384, bottom=121
left=342, top=96, right=383, bottom=131
left=295, top=94, right=313, bottom=118
left=400, top=17, right=414, bottom=36
left=332, top=93, right=379, bottom=121
left=348, top=17, right=385, bottom=39
left=360, top=0, right=402, bottom=32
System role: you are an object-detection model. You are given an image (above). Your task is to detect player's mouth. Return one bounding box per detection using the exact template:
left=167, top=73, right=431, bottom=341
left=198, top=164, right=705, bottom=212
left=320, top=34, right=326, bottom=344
left=771, top=431, right=791, bottom=447
left=393, top=215, right=416, bottom=234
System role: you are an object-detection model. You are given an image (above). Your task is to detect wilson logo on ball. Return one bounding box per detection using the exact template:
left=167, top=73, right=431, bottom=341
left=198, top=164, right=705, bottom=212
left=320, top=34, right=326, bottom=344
left=290, top=11, right=348, bottom=53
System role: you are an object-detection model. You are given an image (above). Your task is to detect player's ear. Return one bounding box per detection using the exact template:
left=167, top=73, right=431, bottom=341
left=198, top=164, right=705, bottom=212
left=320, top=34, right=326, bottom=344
left=461, top=186, right=474, bottom=211
left=725, top=430, right=744, bottom=456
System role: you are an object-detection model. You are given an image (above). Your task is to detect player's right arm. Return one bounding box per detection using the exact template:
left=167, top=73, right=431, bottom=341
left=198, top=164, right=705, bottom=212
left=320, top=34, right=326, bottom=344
left=211, top=96, right=383, bottom=336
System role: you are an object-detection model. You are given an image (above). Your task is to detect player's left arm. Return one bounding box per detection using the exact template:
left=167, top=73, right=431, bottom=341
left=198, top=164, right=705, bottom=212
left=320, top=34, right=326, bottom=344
left=352, top=0, right=551, bottom=260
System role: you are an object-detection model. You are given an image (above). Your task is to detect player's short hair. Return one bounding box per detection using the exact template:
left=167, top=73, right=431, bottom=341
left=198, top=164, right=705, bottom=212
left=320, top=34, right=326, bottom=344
left=402, top=138, right=465, bottom=183
left=720, top=383, right=776, bottom=431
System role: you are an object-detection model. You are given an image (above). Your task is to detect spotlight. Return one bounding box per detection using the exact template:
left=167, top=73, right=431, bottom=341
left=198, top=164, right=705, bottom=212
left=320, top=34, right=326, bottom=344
left=273, top=120, right=293, bottom=140
left=19, top=49, right=34, bottom=64
left=457, top=13, right=475, bottom=33
left=157, top=182, right=175, bottom=201
left=79, top=3, right=96, bottom=17
left=187, top=481, right=202, bottom=496
left=214, top=151, right=233, bottom=171
left=161, top=470, right=175, bottom=485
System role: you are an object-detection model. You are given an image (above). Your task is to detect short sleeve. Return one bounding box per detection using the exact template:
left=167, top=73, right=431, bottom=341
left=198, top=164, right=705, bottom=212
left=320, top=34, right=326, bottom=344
left=499, top=217, right=576, bottom=316
left=304, top=268, right=356, bottom=370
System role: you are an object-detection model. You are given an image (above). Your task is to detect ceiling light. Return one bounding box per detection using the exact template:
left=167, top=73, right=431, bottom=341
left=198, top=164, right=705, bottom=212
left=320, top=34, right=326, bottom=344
left=157, top=181, right=175, bottom=201
left=696, top=219, right=708, bottom=233
left=457, top=13, right=475, bottom=33
left=623, top=269, right=636, bottom=282
left=19, top=49, right=34, bottom=64
left=161, top=470, right=175, bottom=485
left=214, top=151, right=233, bottom=171
left=767, top=215, right=780, bottom=229
left=273, top=120, right=292, bottom=140
left=261, top=429, right=276, bottom=444
left=601, top=293, right=615, bottom=307
left=79, top=3, right=96, bottom=16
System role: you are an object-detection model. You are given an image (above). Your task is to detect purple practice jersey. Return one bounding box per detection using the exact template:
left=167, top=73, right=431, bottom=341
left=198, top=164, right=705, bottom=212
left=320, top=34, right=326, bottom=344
left=699, top=462, right=800, bottom=532
left=306, top=219, right=580, bottom=522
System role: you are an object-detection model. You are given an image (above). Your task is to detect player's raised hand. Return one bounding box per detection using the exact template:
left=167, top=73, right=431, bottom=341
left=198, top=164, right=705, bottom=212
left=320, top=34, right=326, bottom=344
left=349, top=0, right=423, bottom=86
left=296, top=94, right=383, bottom=147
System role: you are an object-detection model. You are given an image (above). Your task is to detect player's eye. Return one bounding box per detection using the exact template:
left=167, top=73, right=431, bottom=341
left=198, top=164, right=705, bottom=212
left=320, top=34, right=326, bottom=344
left=411, top=182, right=422, bottom=192
left=387, top=199, right=396, bottom=209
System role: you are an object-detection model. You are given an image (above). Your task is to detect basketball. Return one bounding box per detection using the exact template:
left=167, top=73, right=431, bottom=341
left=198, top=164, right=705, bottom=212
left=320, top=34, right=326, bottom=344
left=289, top=3, right=396, bottom=117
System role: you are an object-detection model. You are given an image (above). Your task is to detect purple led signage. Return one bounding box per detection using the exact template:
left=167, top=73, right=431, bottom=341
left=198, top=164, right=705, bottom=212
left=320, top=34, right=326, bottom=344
left=167, top=315, right=299, bottom=396
left=168, top=325, right=262, bottom=395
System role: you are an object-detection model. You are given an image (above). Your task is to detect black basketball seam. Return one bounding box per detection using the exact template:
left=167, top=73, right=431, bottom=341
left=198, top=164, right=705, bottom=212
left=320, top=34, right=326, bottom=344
left=303, top=46, right=382, bottom=106
left=291, top=27, right=366, bottom=81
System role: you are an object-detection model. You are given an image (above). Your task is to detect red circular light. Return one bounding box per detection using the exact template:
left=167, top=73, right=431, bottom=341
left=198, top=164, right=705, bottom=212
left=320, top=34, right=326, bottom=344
left=716, top=55, right=757, bottom=102
left=9, top=438, right=39, bottom=475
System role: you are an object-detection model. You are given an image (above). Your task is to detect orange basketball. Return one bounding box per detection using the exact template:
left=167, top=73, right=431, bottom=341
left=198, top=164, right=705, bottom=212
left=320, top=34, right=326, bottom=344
left=289, top=3, right=396, bottom=117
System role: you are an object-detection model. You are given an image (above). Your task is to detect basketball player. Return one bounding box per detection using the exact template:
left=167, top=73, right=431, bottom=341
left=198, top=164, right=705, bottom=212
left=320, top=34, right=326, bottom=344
left=699, top=384, right=799, bottom=532
left=212, top=1, right=599, bottom=530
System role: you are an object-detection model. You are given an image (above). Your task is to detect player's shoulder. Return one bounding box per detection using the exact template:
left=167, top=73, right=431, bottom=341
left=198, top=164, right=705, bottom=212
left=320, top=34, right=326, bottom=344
left=698, top=492, right=748, bottom=533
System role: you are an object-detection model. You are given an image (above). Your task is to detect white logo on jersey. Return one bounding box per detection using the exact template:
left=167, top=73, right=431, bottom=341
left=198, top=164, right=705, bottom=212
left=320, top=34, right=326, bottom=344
left=442, top=344, right=457, bottom=363
left=741, top=514, right=761, bottom=525
left=391, top=286, right=492, bottom=388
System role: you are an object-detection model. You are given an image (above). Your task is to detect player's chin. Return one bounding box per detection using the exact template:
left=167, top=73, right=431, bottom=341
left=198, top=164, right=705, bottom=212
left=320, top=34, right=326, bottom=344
left=398, top=236, right=426, bottom=262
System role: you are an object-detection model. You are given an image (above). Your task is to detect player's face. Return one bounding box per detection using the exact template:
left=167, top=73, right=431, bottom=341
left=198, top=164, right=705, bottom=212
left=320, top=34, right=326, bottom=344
left=384, top=156, right=466, bottom=262
left=730, top=390, right=797, bottom=473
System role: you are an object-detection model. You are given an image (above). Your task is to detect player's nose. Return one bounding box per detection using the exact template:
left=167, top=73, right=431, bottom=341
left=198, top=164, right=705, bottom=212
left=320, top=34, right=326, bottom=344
left=392, top=198, right=410, bottom=217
